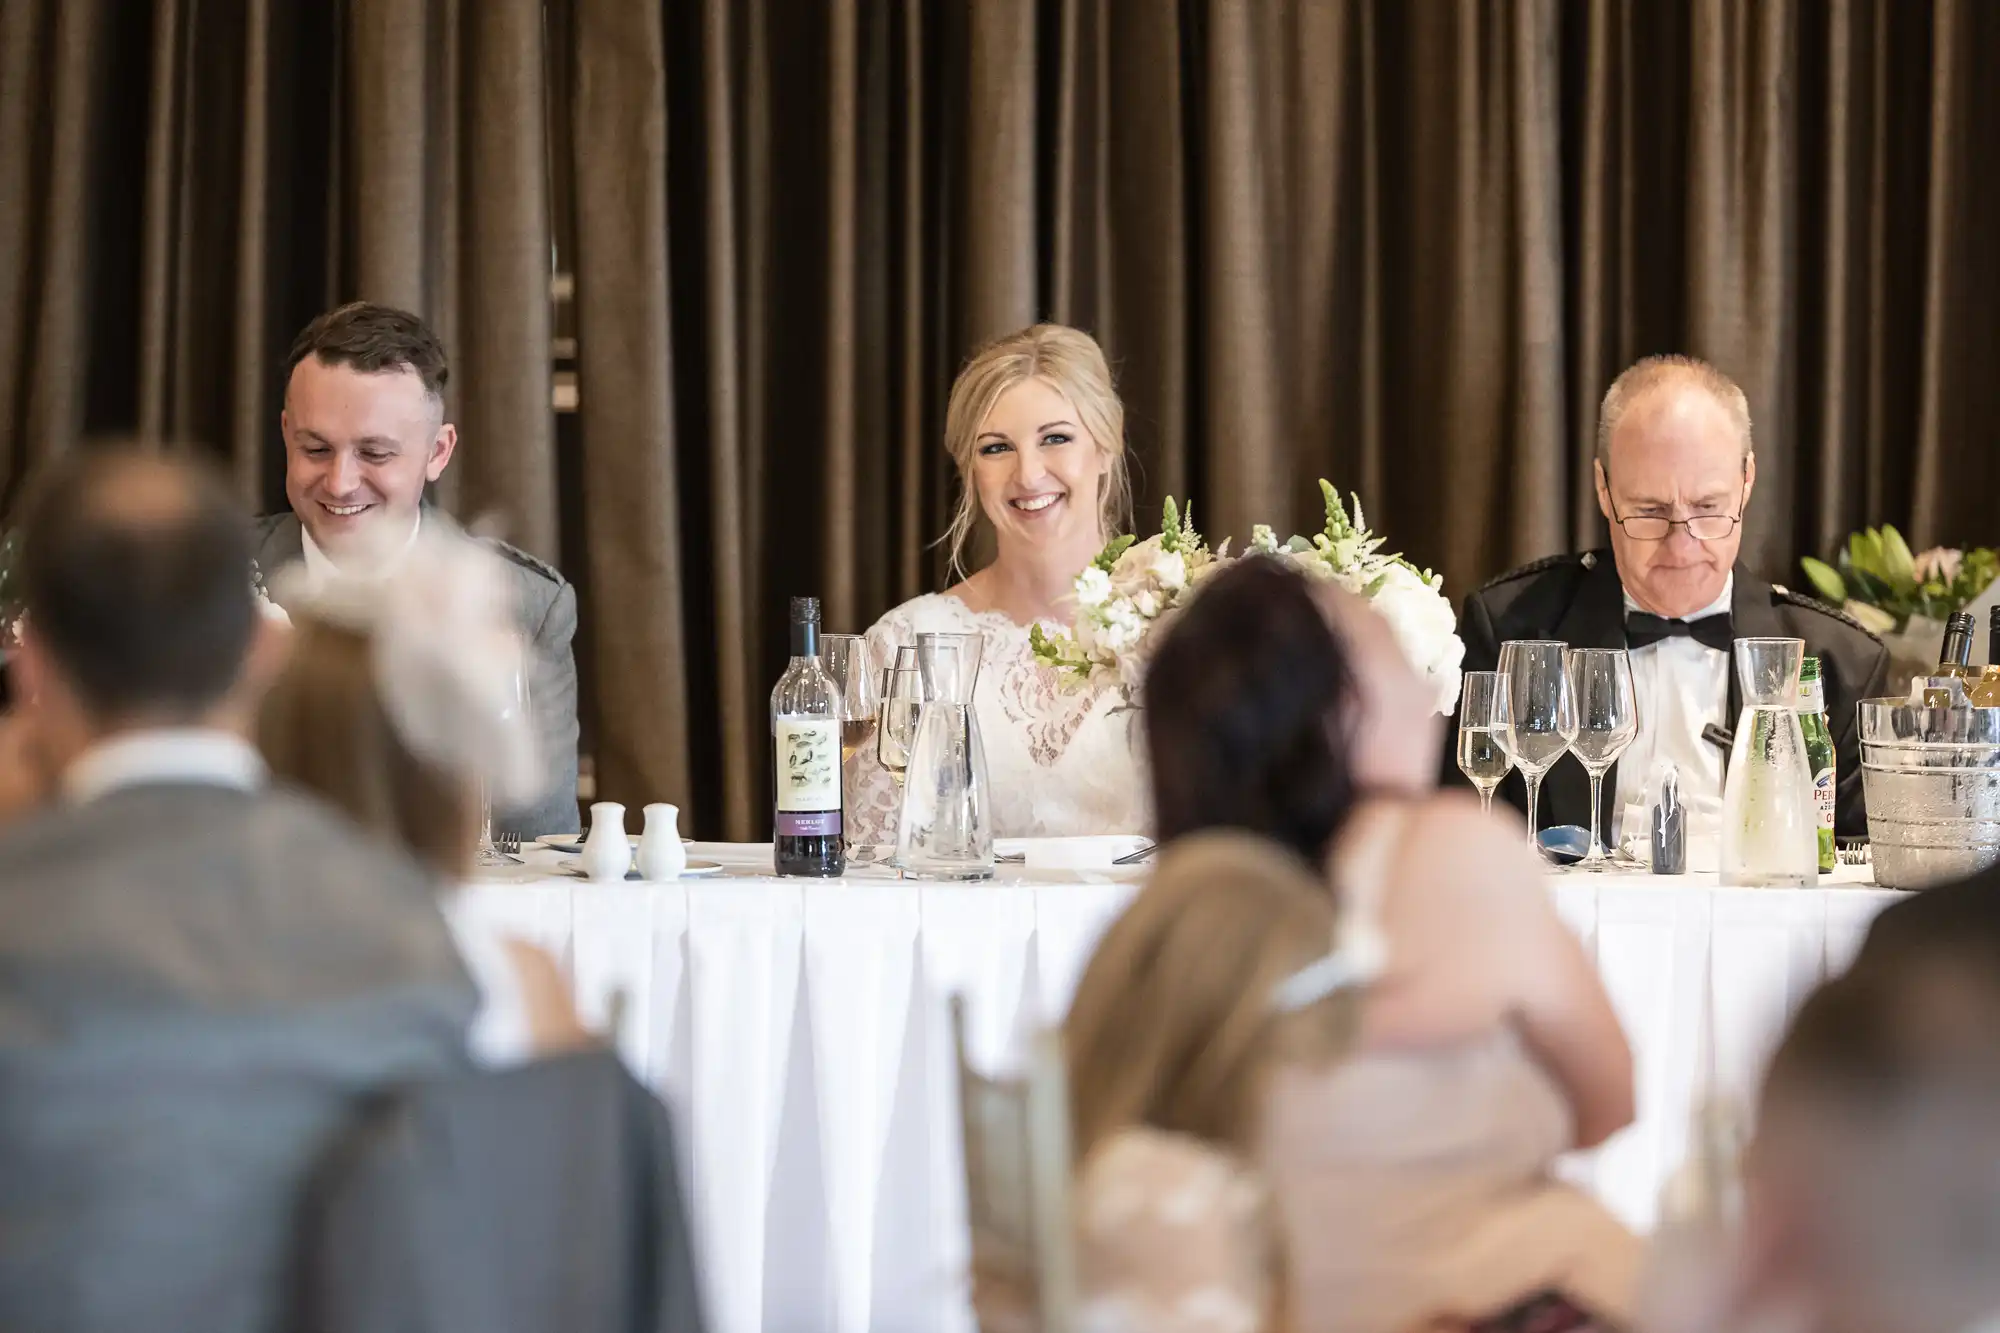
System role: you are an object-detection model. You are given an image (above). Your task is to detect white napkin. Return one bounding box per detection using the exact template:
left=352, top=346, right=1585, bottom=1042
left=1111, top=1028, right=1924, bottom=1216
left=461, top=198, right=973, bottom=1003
left=997, top=836, right=1150, bottom=870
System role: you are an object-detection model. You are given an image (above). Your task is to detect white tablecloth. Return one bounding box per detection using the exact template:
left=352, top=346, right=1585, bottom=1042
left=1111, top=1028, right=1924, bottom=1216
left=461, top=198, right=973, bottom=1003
left=456, top=846, right=1900, bottom=1333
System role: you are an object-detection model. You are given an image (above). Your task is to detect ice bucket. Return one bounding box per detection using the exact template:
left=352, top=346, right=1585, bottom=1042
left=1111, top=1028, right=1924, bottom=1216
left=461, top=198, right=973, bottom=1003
left=1859, top=698, right=2000, bottom=888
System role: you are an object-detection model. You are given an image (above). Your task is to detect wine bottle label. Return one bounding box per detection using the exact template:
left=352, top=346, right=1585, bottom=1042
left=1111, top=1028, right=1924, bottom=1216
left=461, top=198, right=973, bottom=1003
left=775, top=718, right=842, bottom=833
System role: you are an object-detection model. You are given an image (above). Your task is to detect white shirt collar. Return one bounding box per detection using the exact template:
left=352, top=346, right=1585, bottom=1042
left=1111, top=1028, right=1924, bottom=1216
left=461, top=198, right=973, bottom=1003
left=1623, top=572, right=1734, bottom=621
left=62, top=728, right=267, bottom=805
left=300, top=511, right=423, bottom=588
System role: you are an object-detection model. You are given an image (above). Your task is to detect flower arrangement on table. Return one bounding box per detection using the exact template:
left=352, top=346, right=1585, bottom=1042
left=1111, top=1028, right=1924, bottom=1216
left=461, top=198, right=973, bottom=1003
left=1800, top=526, right=1998, bottom=637
left=1030, top=481, right=1465, bottom=715
left=1801, top=527, right=1999, bottom=685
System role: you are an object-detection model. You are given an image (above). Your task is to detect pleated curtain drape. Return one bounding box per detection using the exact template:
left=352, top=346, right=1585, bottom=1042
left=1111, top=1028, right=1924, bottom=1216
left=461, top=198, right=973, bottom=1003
left=3, top=1, right=1998, bottom=839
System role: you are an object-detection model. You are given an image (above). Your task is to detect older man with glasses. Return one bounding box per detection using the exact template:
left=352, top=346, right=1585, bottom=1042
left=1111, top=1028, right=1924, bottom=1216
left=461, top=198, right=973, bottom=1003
left=1453, top=354, right=1890, bottom=849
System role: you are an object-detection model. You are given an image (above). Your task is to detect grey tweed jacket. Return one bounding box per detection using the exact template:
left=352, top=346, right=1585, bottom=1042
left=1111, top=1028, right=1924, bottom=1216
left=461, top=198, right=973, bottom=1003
left=0, top=780, right=480, bottom=1333
left=253, top=510, right=582, bottom=836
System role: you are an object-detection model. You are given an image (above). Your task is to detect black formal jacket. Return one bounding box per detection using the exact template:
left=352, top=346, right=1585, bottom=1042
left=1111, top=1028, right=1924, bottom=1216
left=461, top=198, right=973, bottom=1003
left=1451, top=551, right=1892, bottom=839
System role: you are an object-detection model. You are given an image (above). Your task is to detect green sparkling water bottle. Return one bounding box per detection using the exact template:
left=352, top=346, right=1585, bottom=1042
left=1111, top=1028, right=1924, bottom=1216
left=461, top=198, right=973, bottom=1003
left=1796, top=656, right=1836, bottom=874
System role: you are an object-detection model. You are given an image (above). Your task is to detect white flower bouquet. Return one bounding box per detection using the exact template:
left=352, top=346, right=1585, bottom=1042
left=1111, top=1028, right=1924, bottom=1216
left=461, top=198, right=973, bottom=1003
left=1252, top=481, right=1465, bottom=716
left=1029, top=498, right=1230, bottom=703
left=1030, top=482, right=1465, bottom=716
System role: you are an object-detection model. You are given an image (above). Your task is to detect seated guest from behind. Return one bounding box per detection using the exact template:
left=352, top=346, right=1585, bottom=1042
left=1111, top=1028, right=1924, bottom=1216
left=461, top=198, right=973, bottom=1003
left=1454, top=355, right=1889, bottom=850
left=258, top=524, right=589, bottom=1066
left=1730, top=940, right=2000, bottom=1333
left=256, top=301, right=580, bottom=835
left=849, top=324, right=1145, bottom=843
left=0, top=447, right=474, bottom=1333
left=1053, top=833, right=1366, bottom=1333
left=1146, top=556, right=1639, bottom=1333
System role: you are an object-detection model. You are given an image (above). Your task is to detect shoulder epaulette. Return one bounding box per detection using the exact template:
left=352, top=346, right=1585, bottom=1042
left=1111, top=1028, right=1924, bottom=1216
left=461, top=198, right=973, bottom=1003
left=1478, top=551, right=1596, bottom=594
left=1770, top=583, right=1882, bottom=643
left=481, top=536, right=567, bottom=589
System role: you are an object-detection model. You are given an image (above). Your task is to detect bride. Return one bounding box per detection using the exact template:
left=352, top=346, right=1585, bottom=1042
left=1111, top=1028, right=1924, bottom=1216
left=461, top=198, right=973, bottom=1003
left=849, top=324, right=1148, bottom=843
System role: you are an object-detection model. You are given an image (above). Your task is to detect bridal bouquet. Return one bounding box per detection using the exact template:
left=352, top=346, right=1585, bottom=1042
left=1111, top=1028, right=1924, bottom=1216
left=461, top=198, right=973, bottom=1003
left=1252, top=481, right=1465, bottom=716
left=1029, top=497, right=1229, bottom=702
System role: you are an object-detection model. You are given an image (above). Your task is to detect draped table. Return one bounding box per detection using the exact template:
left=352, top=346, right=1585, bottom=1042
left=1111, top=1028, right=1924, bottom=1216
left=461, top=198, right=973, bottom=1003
left=456, top=846, right=1899, bottom=1333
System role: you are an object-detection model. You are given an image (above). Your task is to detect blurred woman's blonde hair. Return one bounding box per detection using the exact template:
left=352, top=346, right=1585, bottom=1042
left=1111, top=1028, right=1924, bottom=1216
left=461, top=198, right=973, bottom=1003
left=941, top=323, right=1133, bottom=576
left=1065, top=831, right=1362, bottom=1164
left=257, top=616, right=479, bottom=879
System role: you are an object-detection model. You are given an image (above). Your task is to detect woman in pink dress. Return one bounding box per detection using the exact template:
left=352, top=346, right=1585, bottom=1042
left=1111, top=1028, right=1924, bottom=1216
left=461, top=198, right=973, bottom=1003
left=1142, top=556, right=1641, bottom=1333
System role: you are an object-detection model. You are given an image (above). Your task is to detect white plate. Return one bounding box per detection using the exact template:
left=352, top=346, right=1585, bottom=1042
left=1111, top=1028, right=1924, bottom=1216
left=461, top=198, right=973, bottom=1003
left=537, top=833, right=694, bottom=854
left=557, top=860, right=726, bottom=881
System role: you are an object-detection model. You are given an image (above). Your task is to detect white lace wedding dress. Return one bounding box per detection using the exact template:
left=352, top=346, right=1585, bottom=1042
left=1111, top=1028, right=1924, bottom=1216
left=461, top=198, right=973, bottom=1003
left=849, top=593, right=1151, bottom=844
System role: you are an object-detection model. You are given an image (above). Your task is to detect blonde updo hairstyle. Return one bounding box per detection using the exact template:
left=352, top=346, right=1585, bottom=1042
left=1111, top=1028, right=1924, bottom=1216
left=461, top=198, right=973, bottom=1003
left=941, top=323, right=1133, bottom=577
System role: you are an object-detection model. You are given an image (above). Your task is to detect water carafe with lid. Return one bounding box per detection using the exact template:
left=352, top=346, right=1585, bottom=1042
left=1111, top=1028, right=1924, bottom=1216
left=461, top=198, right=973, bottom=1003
left=1719, top=637, right=1818, bottom=887
left=896, top=631, right=995, bottom=880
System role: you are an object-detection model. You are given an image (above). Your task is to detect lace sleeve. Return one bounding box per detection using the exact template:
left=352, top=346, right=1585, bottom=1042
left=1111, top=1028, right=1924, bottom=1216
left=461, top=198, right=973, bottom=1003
left=845, top=611, right=911, bottom=847
left=1074, top=1130, right=1276, bottom=1333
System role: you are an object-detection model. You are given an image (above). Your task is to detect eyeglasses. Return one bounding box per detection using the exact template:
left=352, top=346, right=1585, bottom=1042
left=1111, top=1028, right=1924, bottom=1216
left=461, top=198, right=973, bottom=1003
left=1612, top=512, right=1742, bottom=542
left=1602, top=464, right=1745, bottom=543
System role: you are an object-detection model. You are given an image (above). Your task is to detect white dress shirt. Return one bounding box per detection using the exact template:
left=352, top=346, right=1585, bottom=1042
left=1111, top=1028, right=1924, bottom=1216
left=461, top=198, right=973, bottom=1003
left=1612, top=576, right=1733, bottom=854
left=299, top=511, right=423, bottom=589
left=62, top=727, right=267, bottom=805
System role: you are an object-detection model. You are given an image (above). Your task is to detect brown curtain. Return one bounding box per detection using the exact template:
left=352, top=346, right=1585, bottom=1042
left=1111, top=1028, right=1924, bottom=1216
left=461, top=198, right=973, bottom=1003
left=5, top=2, right=1999, bottom=838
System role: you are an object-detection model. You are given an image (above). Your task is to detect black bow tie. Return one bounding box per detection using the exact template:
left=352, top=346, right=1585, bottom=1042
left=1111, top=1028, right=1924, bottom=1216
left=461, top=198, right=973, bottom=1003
left=1625, top=611, right=1734, bottom=653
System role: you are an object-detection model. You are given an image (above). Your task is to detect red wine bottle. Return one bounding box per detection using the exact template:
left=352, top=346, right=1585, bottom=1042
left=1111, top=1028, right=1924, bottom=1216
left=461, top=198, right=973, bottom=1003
left=771, top=597, right=845, bottom=877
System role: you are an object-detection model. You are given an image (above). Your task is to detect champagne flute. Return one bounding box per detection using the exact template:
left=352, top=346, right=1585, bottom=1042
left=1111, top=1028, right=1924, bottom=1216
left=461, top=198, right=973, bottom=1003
left=820, top=633, right=880, bottom=860
left=877, top=647, right=923, bottom=790
left=1497, top=640, right=1577, bottom=849
left=1455, top=671, right=1515, bottom=816
left=477, top=640, right=532, bottom=868
left=875, top=648, right=923, bottom=863
left=1564, top=647, right=1639, bottom=870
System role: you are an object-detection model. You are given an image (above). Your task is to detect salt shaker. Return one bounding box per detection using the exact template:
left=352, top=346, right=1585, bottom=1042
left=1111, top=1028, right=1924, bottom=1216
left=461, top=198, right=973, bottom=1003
left=1651, top=764, right=1686, bottom=875
left=581, top=802, right=632, bottom=882
left=636, top=803, right=688, bottom=881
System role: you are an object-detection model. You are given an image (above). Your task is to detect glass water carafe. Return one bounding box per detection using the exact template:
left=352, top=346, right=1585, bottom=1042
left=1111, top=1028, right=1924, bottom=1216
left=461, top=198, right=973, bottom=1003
left=896, top=632, right=995, bottom=880
left=1719, top=637, right=1818, bottom=888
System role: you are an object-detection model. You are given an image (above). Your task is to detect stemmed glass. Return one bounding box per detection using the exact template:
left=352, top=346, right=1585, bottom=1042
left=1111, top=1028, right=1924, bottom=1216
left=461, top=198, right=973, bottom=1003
left=876, top=647, right=923, bottom=857
left=1564, top=648, right=1640, bottom=869
left=820, top=634, right=880, bottom=860
left=1496, top=640, right=1578, bottom=848
left=1455, top=671, right=1515, bottom=816
left=476, top=644, right=532, bottom=868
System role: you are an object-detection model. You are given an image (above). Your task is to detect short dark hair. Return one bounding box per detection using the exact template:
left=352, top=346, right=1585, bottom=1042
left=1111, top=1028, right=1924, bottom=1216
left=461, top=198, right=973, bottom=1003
left=1145, top=556, right=1360, bottom=869
left=15, top=445, right=257, bottom=720
left=283, top=302, right=449, bottom=401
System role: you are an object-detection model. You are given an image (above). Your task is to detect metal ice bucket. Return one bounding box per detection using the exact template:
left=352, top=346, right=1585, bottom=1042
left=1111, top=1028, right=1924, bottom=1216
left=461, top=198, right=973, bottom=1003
left=1859, top=698, right=2000, bottom=889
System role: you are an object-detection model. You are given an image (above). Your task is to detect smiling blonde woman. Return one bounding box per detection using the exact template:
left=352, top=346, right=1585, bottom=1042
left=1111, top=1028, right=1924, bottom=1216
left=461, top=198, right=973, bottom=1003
left=849, top=324, right=1148, bottom=844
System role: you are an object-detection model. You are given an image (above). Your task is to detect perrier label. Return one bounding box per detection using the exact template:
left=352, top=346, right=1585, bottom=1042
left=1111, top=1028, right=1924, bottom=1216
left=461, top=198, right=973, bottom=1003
left=1797, top=656, right=1837, bottom=873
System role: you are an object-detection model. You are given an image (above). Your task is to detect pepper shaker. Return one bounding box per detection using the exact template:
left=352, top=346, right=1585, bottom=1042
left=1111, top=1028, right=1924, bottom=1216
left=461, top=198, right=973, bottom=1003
left=1651, top=763, right=1686, bottom=875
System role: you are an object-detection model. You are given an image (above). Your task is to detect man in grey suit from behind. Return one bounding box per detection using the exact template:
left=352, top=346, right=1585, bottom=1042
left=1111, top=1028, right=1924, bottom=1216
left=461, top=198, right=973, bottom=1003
left=253, top=302, right=580, bottom=835
left=0, top=447, right=478, bottom=1333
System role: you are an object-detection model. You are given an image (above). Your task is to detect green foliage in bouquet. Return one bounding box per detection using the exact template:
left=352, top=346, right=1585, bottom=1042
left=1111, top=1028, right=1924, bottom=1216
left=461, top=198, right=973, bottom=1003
left=1259, top=480, right=1440, bottom=594
left=1799, top=526, right=1999, bottom=634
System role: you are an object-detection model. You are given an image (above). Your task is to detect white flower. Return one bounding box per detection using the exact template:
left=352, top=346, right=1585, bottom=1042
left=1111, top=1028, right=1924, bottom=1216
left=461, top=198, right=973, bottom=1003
left=1109, top=539, right=1188, bottom=600
left=1913, top=546, right=1964, bottom=585
left=1073, top=564, right=1113, bottom=609
left=1366, top=564, right=1464, bottom=715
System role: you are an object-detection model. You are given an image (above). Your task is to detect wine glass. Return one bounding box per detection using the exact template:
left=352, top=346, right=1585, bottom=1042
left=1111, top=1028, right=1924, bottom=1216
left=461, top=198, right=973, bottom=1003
left=876, top=647, right=923, bottom=789
left=1563, top=648, right=1639, bottom=869
left=1496, top=640, right=1578, bottom=848
left=476, top=641, right=532, bottom=868
left=820, top=634, right=880, bottom=859
left=1455, top=671, right=1515, bottom=816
